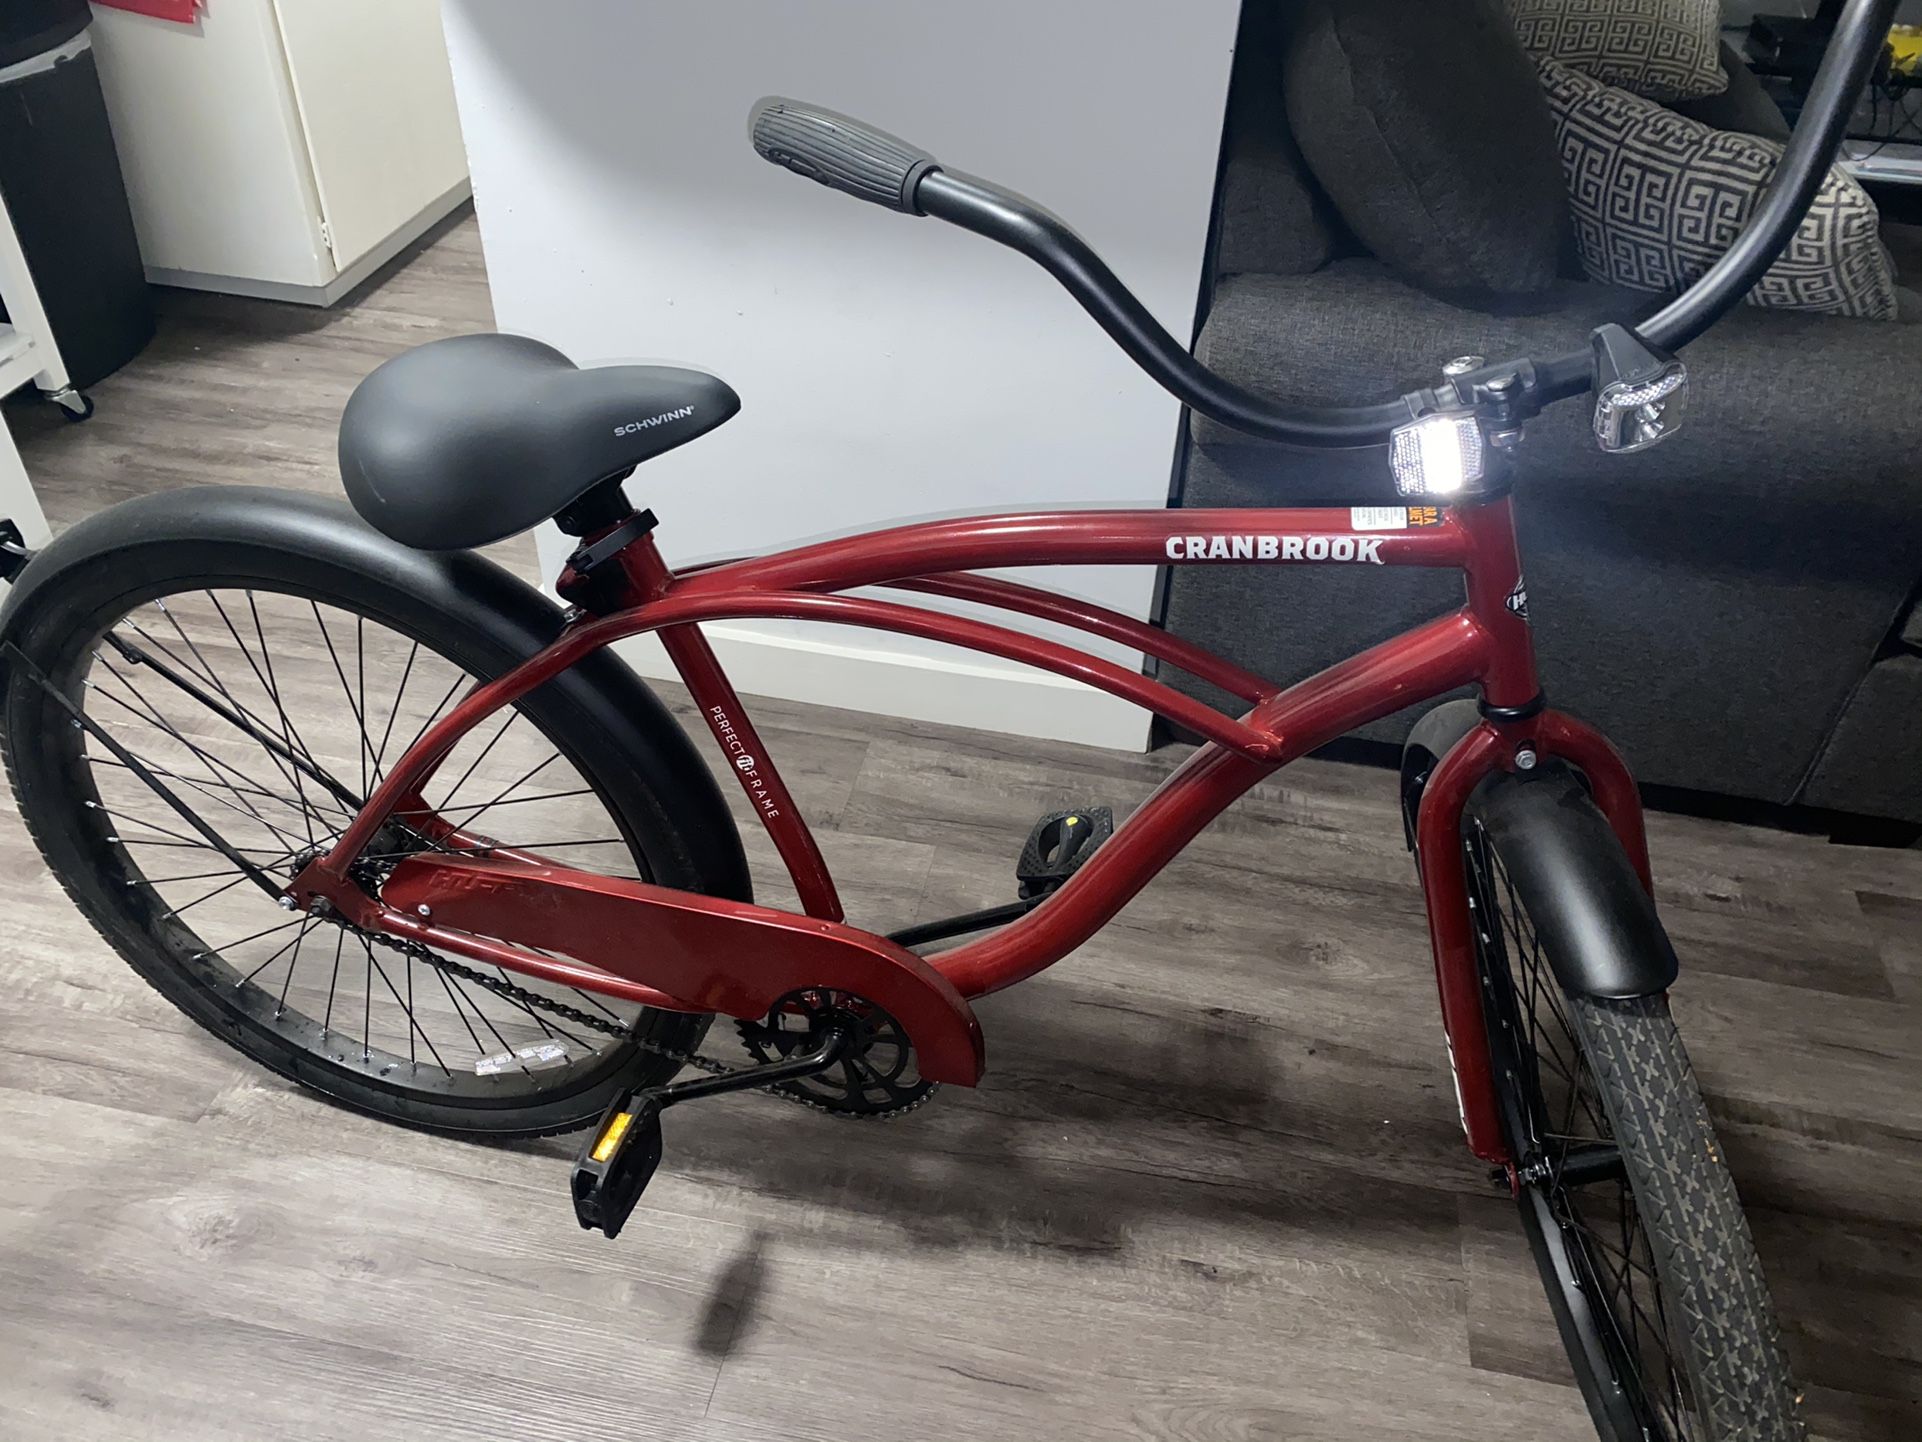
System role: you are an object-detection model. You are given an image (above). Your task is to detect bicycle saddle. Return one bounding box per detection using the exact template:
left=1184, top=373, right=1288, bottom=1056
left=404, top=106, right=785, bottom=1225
left=339, top=332, right=739, bottom=550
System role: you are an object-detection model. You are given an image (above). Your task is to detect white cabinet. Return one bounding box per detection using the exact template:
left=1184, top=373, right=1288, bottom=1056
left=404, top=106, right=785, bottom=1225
left=87, top=1, right=469, bottom=305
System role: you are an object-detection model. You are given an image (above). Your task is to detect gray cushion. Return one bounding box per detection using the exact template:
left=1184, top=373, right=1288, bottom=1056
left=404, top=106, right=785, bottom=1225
left=1540, top=59, right=1900, bottom=319
left=1214, top=0, right=1338, bottom=277
left=1672, top=42, right=1792, bottom=140
left=1283, top=0, right=1568, bottom=301
left=1169, top=260, right=1922, bottom=811
left=1507, top=0, right=1726, bottom=101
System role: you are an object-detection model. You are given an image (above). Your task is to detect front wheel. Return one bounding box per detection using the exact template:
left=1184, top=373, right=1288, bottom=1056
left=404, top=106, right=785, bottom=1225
left=1465, top=818, right=1804, bottom=1442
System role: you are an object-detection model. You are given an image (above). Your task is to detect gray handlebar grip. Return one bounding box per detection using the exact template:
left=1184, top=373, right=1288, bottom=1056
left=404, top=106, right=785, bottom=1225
left=749, top=97, right=939, bottom=214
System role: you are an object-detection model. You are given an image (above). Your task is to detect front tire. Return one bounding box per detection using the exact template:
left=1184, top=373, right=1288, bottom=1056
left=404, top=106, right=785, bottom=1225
left=1465, top=818, right=1804, bottom=1441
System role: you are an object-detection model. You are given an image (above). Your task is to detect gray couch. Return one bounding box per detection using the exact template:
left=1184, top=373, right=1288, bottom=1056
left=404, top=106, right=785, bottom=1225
left=1160, top=2, right=1922, bottom=825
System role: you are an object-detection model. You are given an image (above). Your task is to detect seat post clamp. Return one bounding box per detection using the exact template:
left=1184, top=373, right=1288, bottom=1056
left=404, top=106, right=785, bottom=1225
left=566, top=508, right=658, bottom=574
left=558, top=508, right=659, bottom=613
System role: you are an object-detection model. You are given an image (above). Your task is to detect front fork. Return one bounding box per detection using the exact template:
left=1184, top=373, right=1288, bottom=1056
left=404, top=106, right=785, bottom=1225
left=1407, top=708, right=1651, bottom=1170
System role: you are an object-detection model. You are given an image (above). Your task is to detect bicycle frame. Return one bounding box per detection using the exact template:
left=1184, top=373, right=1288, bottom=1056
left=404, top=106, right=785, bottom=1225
left=289, top=493, right=1651, bottom=1167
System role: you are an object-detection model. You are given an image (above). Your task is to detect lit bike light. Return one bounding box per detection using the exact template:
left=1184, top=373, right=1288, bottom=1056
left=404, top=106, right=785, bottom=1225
left=1389, top=411, right=1484, bottom=497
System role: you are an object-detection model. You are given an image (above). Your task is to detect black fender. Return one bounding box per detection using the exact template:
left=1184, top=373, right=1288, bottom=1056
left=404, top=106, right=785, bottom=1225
left=1401, top=700, right=1676, bottom=1000
left=0, top=485, right=751, bottom=903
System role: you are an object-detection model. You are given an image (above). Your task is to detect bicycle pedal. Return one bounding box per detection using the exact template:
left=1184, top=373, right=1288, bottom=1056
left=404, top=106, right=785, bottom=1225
left=1016, top=806, right=1113, bottom=900
left=571, top=1091, right=665, bottom=1240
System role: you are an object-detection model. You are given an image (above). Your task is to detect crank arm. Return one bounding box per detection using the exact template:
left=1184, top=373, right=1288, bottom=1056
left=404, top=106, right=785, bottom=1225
left=5, top=642, right=287, bottom=902
left=652, top=1024, right=851, bottom=1108
left=102, top=631, right=367, bottom=812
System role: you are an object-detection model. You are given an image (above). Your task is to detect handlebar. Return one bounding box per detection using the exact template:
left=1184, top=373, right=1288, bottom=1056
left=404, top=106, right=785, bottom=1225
left=749, top=0, right=1899, bottom=451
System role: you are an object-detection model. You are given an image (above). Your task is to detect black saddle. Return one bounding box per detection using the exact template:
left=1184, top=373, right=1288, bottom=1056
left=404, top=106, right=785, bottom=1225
left=339, top=333, right=739, bottom=550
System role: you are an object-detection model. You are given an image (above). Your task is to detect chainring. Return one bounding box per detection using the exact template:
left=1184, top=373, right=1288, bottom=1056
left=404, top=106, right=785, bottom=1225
left=737, top=989, right=938, bottom=1119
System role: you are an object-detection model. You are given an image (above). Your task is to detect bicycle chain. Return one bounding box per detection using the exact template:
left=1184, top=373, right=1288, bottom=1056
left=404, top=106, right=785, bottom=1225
left=340, top=915, right=932, bottom=1120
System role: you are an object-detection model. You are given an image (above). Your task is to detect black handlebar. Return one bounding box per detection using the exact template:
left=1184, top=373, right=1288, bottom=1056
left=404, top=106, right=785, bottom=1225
left=914, top=171, right=1413, bottom=448
left=1638, top=0, right=1895, bottom=350
left=748, top=0, right=1899, bottom=450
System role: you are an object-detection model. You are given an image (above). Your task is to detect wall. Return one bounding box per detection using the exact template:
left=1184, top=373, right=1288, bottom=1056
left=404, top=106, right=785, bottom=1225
left=438, top=1, right=1241, bottom=749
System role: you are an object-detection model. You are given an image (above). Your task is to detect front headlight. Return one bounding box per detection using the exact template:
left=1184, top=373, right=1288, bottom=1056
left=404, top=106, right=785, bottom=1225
left=1389, top=411, right=1484, bottom=497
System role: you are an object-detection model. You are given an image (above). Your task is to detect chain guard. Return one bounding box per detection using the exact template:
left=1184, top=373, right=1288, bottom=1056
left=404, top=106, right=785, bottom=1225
left=336, top=917, right=932, bottom=1116
left=737, top=988, right=938, bottom=1119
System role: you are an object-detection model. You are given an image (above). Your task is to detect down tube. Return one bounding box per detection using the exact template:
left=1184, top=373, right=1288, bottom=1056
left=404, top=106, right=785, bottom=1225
left=931, top=610, right=1489, bottom=998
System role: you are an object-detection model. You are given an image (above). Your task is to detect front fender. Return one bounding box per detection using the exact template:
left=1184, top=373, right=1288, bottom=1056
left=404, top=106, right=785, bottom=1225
left=1469, top=767, right=1678, bottom=999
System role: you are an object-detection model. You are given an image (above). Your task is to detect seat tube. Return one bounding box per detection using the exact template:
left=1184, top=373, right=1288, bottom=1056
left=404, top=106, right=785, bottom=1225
left=617, top=533, right=845, bottom=922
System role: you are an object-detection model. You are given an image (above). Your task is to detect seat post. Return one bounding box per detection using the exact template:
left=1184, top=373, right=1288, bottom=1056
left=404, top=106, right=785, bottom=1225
left=553, top=473, right=637, bottom=539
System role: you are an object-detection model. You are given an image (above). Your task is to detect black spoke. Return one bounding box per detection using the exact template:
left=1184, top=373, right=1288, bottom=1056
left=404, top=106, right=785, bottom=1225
left=92, top=754, right=337, bottom=821
left=233, top=918, right=318, bottom=987
left=205, top=592, right=326, bottom=811
left=394, top=671, right=470, bottom=769
left=309, top=601, right=382, bottom=796
left=428, top=964, right=507, bottom=1069
left=89, top=663, right=316, bottom=842
left=477, top=969, right=600, bottom=1052
left=143, top=601, right=330, bottom=791
left=159, top=872, right=255, bottom=919
left=245, top=591, right=318, bottom=849
left=363, top=938, right=450, bottom=1075
left=90, top=783, right=307, bottom=854
left=437, top=711, right=518, bottom=809
left=127, top=867, right=252, bottom=887
left=110, top=623, right=361, bottom=814
left=417, top=765, right=573, bottom=836
left=322, top=929, right=345, bottom=1036
left=371, top=640, right=419, bottom=776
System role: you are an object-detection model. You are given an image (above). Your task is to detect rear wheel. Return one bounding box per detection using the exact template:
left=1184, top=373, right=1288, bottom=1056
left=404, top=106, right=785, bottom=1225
left=1464, top=818, right=1804, bottom=1442
left=4, top=544, right=729, bottom=1138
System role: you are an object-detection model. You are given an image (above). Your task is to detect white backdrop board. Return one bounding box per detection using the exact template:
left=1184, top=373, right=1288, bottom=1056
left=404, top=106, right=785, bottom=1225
left=439, top=1, right=1241, bottom=748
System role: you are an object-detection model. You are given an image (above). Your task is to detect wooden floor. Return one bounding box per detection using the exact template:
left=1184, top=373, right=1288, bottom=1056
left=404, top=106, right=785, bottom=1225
left=2, top=215, right=1919, bottom=1442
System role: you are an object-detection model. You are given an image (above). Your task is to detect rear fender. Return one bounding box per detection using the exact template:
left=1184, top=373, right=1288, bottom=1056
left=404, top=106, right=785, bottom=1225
left=0, top=485, right=751, bottom=903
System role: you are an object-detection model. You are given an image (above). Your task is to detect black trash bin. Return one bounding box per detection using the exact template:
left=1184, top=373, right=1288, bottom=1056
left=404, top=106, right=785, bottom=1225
left=0, top=1, right=154, bottom=395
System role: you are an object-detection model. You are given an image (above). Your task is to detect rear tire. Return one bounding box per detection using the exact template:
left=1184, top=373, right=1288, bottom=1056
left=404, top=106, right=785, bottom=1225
left=3, top=523, right=738, bottom=1139
left=1465, top=818, right=1804, bottom=1441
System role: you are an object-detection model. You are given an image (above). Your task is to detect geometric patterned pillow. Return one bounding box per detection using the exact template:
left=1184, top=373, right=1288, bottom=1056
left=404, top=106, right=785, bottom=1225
left=1538, top=59, right=1899, bottom=320
left=1507, top=0, right=1727, bottom=102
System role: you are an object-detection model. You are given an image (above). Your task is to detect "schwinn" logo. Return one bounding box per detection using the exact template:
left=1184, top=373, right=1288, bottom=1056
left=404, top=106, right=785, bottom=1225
left=1165, top=534, right=1385, bottom=564
left=613, top=405, right=694, bottom=437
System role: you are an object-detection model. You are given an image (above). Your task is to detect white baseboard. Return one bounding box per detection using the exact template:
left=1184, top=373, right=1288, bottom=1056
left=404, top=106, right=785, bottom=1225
left=146, top=181, right=473, bottom=308
left=615, top=625, right=1153, bottom=752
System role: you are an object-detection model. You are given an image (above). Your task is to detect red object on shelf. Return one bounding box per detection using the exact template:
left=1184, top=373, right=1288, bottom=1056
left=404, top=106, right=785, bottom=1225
left=92, top=0, right=199, bottom=23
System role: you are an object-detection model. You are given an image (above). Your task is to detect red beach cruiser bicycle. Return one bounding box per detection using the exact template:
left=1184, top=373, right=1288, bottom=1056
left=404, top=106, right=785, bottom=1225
left=2, top=5, right=1895, bottom=1437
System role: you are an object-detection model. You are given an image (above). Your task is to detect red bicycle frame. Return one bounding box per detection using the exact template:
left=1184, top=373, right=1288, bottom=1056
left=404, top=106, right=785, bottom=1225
left=289, top=495, right=1650, bottom=1167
